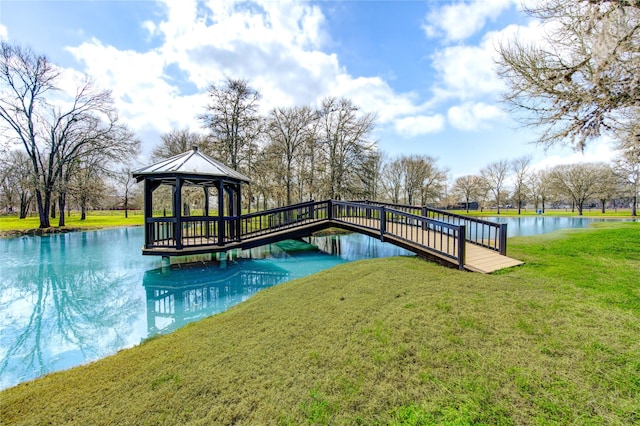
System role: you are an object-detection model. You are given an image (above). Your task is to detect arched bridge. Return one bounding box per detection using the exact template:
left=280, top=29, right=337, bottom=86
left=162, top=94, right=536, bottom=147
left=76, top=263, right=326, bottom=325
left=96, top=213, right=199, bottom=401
left=142, top=200, right=523, bottom=273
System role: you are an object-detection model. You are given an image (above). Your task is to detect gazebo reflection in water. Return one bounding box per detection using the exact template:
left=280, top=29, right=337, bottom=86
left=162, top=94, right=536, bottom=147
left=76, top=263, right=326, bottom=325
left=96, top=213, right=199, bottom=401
left=143, top=257, right=290, bottom=335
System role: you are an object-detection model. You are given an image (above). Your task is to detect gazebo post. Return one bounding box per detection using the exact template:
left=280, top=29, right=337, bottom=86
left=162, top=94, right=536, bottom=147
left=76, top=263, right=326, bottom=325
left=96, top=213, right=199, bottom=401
left=204, top=187, right=210, bottom=239
left=174, top=177, right=183, bottom=249
left=217, top=179, right=225, bottom=245
left=143, top=179, right=153, bottom=248
left=236, top=183, right=242, bottom=240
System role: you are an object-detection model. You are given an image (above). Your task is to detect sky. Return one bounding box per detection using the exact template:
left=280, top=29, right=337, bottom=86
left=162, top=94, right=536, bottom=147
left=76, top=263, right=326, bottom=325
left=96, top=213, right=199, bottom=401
left=0, top=0, right=619, bottom=179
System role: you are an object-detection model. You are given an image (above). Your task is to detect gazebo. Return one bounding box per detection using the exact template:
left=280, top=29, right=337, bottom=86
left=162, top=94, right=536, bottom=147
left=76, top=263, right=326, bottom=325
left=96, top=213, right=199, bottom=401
left=132, top=147, right=250, bottom=256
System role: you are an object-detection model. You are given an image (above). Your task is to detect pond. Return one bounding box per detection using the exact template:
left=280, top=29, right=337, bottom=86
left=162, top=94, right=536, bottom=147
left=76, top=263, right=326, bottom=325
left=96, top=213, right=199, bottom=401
left=0, top=228, right=411, bottom=390
left=1, top=215, right=635, bottom=390
left=487, top=215, right=637, bottom=236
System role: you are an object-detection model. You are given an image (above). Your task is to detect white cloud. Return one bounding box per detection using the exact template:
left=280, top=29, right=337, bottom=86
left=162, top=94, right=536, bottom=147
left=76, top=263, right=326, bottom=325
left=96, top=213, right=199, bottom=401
left=330, top=75, right=425, bottom=124
left=394, top=114, right=446, bottom=137
left=431, top=41, right=506, bottom=102
left=64, top=0, right=438, bottom=159
left=0, top=24, right=7, bottom=41
left=423, top=0, right=515, bottom=42
left=447, top=102, right=506, bottom=131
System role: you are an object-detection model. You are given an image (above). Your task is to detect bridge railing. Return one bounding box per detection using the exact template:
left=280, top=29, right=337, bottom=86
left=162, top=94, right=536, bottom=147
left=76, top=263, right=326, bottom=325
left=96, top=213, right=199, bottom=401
left=239, top=200, right=329, bottom=239
left=332, top=201, right=466, bottom=269
left=358, top=200, right=507, bottom=255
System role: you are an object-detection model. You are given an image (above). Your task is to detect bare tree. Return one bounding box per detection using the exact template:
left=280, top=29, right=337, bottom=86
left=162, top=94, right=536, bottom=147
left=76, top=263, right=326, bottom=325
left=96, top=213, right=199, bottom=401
left=266, top=106, right=317, bottom=205
left=0, top=150, right=33, bottom=215
left=593, top=164, right=619, bottom=213
left=549, top=162, right=607, bottom=215
left=529, top=169, right=552, bottom=213
left=511, top=155, right=532, bottom=214
left=481, top=160, right=510, bottom=214
left=497, top=0, right=640, bottom=151
left=613, top=145, right=640, bottom=216
left=198, top=78, right=262, bottom=171
left=151, top=128, right=208, bottom=162
left=0, top=42, right=139, bottom=228
left=381, top=156, right=403, bottom=204
left=452, top=174, right=483, bottom=213
left=317, top=97, right=376, bottom=200
left=354, top=150, right=383, bottom=200
left=113, top=165, right=139, bottom=218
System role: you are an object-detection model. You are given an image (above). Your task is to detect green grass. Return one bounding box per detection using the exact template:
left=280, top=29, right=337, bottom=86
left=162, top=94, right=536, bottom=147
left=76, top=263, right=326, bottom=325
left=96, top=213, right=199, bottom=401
left=1, top=223, right=639, bottom=424
left=0, top=210, right=144, bottom=233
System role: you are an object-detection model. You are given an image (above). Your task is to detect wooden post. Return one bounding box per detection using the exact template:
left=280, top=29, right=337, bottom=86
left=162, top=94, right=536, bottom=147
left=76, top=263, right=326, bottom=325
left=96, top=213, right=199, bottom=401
left=204, top=187, right=210, bottom=239
left=218, top=180, right=225, bottom=245
left=236, top=183, right=242, bottom=240
left=458, top=225, right=466, bottom=270
left=174, top=177, right=182, bottom=249
left=499, top=223, right=508, bottom=255
left=380, top=206, right=386, bottom=242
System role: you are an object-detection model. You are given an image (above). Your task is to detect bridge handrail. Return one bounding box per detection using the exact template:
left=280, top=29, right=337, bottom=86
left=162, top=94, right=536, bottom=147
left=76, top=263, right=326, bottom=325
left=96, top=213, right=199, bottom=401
left=357, top=200, right=507, bottom=255
left=239, top=200, right=329, bottom=239
left=332, top=200, right=466, bottom=269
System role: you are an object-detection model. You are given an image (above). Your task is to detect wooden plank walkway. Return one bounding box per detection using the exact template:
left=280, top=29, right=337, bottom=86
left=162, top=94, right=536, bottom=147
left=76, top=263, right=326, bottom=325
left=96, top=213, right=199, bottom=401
left=337, top=217, right=523, bottom=273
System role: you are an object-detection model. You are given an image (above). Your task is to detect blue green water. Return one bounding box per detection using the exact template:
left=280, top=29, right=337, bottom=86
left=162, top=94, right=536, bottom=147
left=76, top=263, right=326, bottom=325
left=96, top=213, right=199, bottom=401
left=0, top=228, right=410, bottom=390
left=488, top=216, right=637, bottom=236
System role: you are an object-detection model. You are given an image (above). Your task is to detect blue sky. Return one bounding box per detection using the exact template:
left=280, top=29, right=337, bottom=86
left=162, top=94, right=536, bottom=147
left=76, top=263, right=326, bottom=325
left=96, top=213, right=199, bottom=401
left=0, top=0, right=616, bottom=178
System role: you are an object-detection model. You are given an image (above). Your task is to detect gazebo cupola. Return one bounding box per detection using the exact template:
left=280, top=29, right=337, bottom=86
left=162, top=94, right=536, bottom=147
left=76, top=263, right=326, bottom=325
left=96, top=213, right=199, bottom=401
left=132, top=147, right=250, bottom=256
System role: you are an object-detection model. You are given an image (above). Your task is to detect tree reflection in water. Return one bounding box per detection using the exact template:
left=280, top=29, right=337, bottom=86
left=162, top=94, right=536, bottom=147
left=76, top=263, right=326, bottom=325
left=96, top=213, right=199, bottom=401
left=0, top=231, right=147, bottom=390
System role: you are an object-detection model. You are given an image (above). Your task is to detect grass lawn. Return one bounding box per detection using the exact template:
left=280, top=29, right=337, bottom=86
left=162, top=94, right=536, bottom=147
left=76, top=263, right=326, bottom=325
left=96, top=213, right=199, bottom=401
left=0, top=210, right=144, bottom=233
left=1, top=222, right=639, bottom=424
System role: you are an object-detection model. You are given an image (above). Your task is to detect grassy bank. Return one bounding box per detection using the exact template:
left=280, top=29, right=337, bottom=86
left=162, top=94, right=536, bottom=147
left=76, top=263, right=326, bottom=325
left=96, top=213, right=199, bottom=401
left=1, top=223, right=639, bottom=424
left=0, top=210, right=144, bottom=235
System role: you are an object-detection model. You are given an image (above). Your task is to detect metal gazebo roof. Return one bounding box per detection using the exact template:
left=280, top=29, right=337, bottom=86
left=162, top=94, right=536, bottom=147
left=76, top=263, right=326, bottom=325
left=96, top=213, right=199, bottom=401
left=132, top=147, right=250, bottom=184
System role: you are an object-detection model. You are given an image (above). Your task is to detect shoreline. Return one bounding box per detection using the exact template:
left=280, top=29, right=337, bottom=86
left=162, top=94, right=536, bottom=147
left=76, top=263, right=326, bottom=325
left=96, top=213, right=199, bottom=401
left=0, top=224, right=143, bottom=238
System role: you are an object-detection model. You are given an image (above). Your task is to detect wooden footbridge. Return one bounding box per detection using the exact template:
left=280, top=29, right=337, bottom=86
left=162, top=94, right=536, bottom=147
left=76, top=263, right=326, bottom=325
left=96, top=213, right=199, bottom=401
left=141, top=200, right=523, bottom=273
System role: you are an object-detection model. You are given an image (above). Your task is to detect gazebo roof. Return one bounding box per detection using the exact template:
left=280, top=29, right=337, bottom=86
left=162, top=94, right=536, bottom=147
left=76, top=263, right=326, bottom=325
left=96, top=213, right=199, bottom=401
left=132, top=147, right=250, bottom=184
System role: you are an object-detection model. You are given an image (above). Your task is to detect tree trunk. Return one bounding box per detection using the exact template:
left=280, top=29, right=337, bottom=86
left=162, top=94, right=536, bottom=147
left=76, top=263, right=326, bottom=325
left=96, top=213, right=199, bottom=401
left=58, top=192, right=66, bottom=227
left=35, top=188, right=51, bottom=228
left=81, top=205, right=87, bottom=220
left=632, top=195, right=637, bottom=216
left=124, top=196, right=129, bottom=218
left=50, top=201, right=56, bottom=219
left=517, top=201, right=522, bottom=215
left=19, top=192, right=31, bottom=219
left=600, top=199, right=606, bottom=214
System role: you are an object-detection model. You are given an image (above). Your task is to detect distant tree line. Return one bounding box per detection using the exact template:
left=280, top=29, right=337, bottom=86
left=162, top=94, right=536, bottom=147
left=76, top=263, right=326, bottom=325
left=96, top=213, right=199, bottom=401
left=147, top=78, right=637, bottom=217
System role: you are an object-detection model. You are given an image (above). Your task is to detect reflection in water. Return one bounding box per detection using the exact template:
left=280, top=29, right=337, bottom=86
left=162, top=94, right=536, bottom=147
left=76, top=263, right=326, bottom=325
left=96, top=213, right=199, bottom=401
left=0, top=229, right=411, bottom=390
left=0, top=230, right=149, bottom=390
left=143, top=263, right=291, bottom=335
